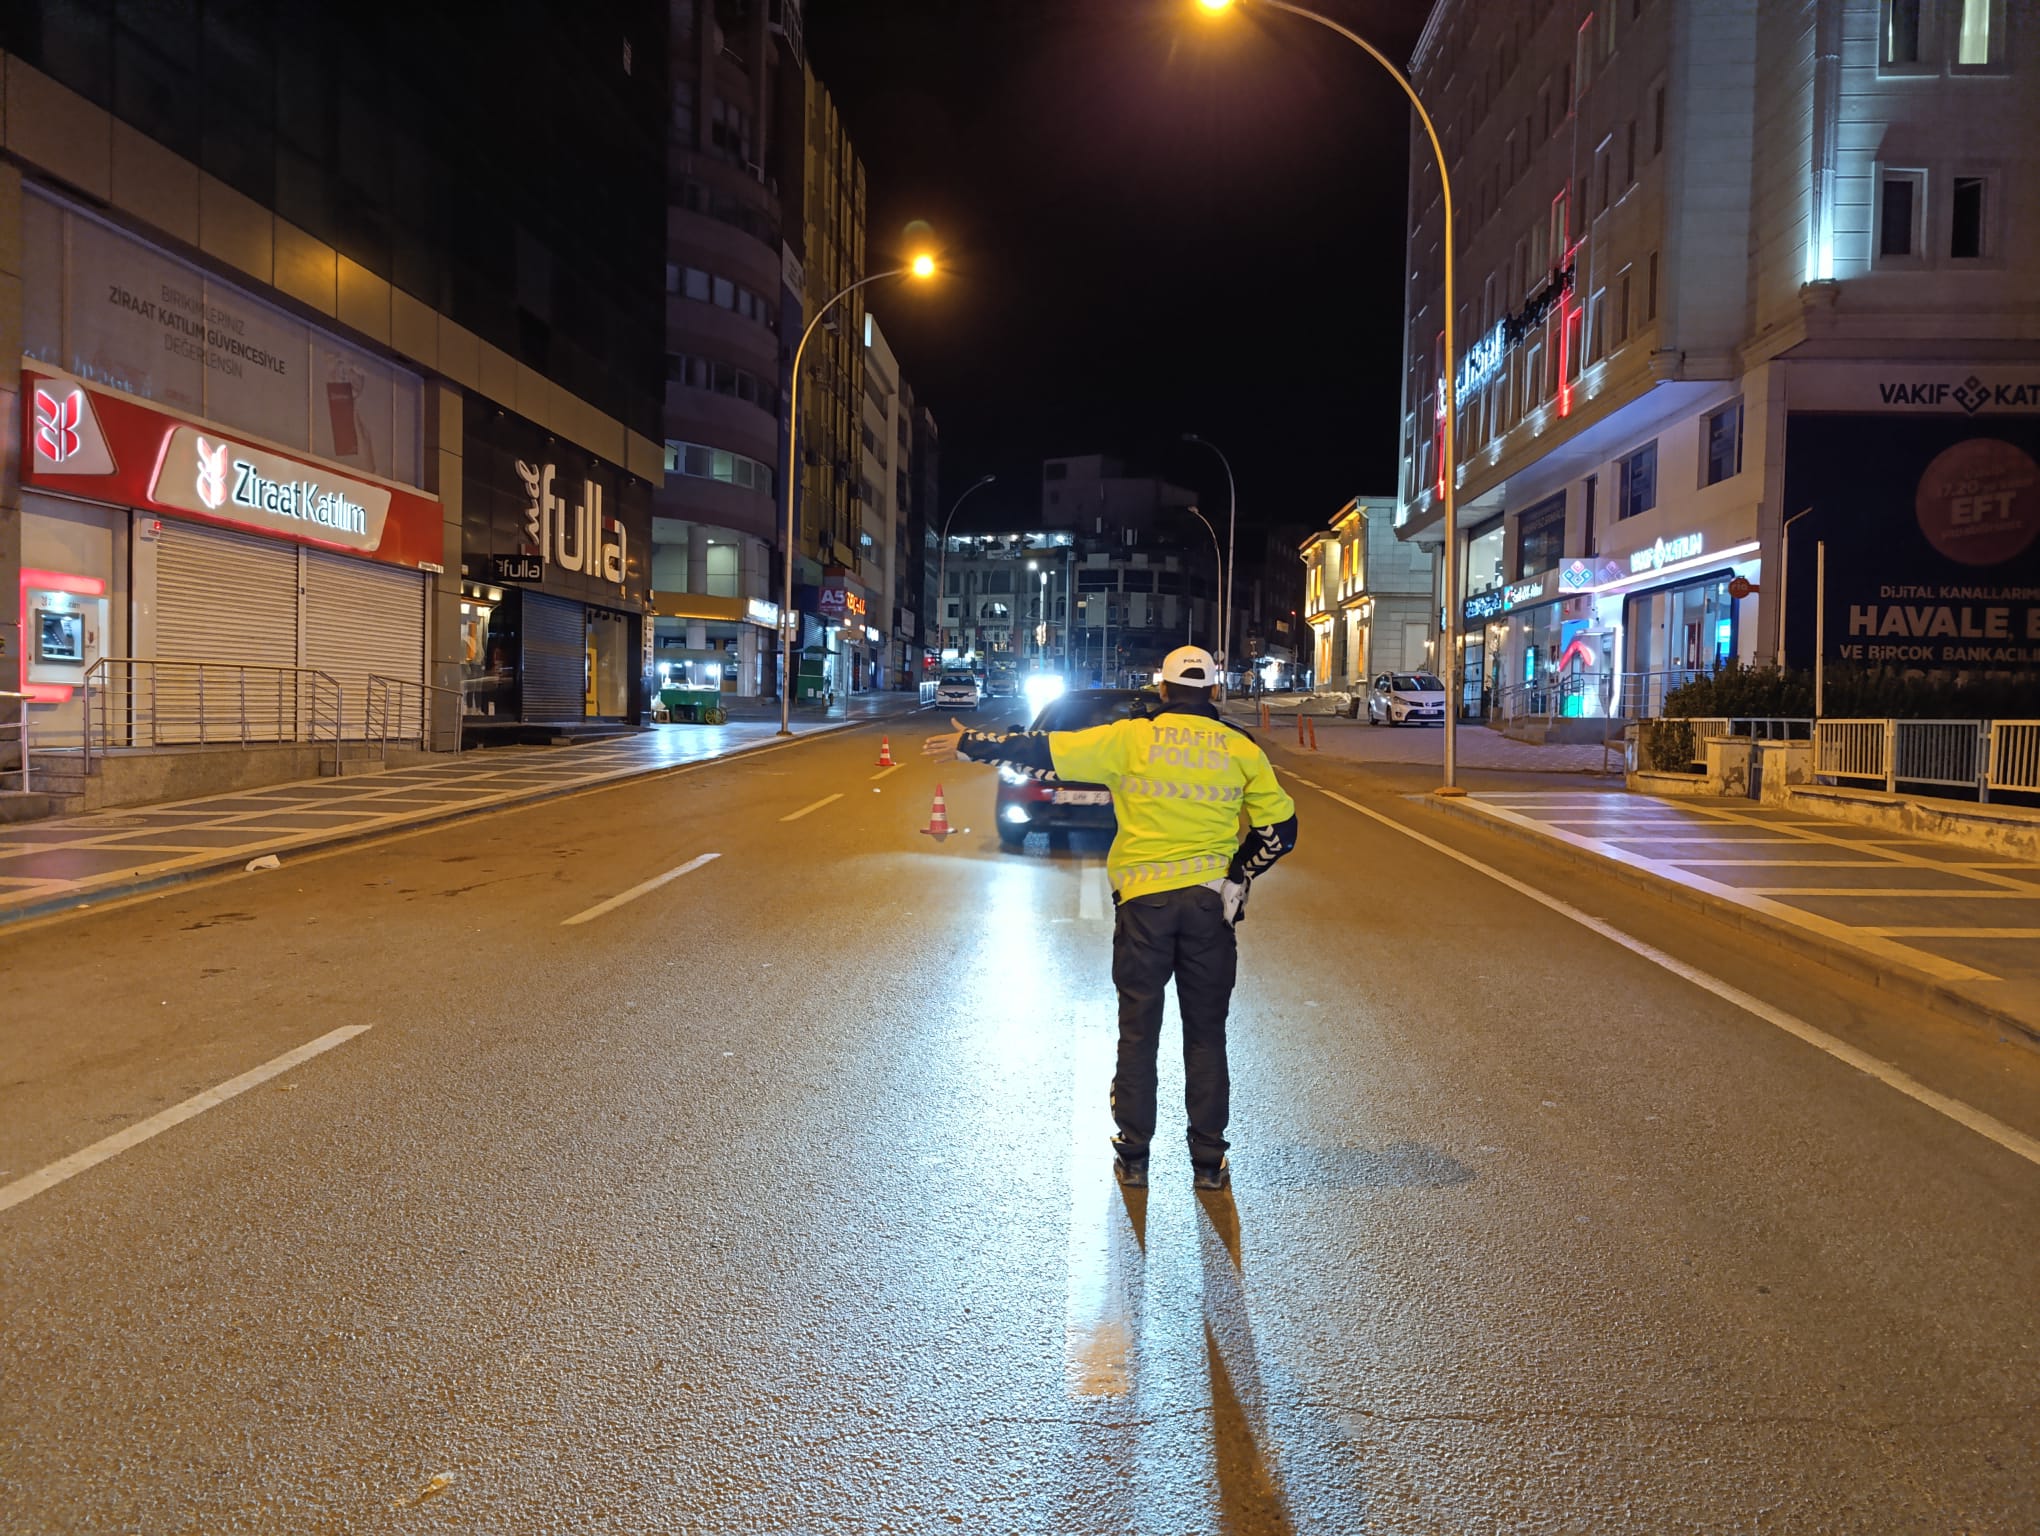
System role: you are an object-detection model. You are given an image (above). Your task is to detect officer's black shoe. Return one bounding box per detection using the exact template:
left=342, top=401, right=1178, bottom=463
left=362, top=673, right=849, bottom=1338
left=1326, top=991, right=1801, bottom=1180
left=1192, top=1157, right=1231, bottom=1192
left=1113, top=1152, right=1149, bottom=1188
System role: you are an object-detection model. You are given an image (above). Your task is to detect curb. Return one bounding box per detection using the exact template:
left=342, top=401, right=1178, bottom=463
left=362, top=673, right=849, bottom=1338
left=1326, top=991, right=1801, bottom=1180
left=1416, top=791, right=2040, bottom=1049
left=0, top=712, right=906, bottom=932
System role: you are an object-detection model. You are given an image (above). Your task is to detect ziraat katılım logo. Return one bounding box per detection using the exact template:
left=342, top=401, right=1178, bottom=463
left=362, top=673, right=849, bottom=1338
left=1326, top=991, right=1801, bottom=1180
left=194, top=437, right=229, bottom=511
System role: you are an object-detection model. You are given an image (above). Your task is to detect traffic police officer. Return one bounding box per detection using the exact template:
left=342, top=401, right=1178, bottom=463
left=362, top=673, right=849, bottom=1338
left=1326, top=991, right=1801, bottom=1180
left=926, top=646, right=1298, bottom=1190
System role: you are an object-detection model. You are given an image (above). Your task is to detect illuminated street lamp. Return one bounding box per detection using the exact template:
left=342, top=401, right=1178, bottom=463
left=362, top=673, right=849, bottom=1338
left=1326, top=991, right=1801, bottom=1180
left=1195, top=0, right=1464, bottom=791
left=780, top=253, right=940, bottom=736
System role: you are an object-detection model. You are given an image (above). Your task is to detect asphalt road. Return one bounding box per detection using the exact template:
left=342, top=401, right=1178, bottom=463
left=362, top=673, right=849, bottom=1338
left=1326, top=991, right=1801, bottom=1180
left=3, top=718, right=2037, bottom=1534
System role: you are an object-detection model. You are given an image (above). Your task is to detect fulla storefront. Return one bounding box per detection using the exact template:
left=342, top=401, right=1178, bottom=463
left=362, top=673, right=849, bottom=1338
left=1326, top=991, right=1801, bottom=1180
left=1780, top=362, right=2040, bottom=689
left=459, top=400, right=653, bottom=725
left=17, top=191, right=438, bottom=746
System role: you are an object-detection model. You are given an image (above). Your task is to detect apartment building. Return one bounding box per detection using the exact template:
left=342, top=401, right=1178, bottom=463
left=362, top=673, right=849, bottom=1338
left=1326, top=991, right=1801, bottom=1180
left=1397, top=0, right=2038, bottom=720
left=1301, top=497, right=1438, bottom=693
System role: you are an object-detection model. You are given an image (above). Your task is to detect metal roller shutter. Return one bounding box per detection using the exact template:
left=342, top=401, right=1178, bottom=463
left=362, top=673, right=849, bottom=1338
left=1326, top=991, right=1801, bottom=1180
left=520, top=591, right=586, bottom=723
left=304, top=549, right=426, bottom=737
left=154, top=521, right=301, bottom=743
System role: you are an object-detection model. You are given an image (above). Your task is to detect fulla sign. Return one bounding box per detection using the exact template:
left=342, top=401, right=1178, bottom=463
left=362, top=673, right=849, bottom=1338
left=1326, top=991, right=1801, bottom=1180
left=515, top=460, right=629, bottom=587
left=152, top=425, right=390, bottom=553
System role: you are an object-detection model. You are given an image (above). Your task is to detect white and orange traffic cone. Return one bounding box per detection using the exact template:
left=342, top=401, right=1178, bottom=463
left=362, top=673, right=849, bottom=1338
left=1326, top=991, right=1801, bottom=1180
left=920, top=784, right=952, bottom=840
left=877, top=735, right=895, bottom=767
left=1306, top=715, right=1320, bottom=752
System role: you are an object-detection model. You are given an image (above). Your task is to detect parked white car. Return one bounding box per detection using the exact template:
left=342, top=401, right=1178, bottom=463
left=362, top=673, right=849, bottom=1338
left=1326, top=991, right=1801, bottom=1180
left=935, top=672, right=982, bottom=711
left=1364, top=672, right=1448, bottom=726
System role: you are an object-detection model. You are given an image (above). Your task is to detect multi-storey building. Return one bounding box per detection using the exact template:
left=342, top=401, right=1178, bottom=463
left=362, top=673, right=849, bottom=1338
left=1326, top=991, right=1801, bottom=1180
left=652, top=0, right=804, bottom=699
left=1301, top=498, right=1438, bottom=694
left=2, top=2, right=668, bottom=801
left=1396, top=0, right=2039, bottom=721
left=939, top=529, right=1079, bottom=680
left=791, top=63, right=872, bottom=691
left=859, top=314, right=919, bottom=691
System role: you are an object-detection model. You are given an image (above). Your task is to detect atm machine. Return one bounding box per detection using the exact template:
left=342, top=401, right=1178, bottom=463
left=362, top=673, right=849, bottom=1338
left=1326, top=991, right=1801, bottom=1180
left=22, top=574, right=109, bottom=738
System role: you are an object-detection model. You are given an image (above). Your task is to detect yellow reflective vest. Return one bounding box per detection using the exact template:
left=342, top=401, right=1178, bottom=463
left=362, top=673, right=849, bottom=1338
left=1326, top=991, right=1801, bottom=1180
left=1048, top=710, right=1296, bottom=899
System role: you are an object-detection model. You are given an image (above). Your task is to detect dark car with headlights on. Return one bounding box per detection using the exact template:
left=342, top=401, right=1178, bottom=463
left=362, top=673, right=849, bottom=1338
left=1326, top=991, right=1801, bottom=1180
left=995, top=688, right=1156, bottom=848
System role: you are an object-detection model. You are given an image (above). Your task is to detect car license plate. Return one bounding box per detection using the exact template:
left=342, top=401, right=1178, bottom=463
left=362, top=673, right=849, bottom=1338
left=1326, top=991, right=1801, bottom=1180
left=1054, top=789, right=1111, bottom=806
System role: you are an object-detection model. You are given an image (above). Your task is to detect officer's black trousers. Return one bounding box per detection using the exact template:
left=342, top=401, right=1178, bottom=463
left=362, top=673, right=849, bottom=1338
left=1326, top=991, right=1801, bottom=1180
left=1109, top=883, right=1238, bottom=1167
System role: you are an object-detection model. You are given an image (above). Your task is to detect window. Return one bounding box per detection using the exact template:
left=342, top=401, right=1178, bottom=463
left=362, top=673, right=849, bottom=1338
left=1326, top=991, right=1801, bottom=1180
left=1584, top=474, right=1599, bottom=557
left=683, top=267, right=711, bottom=302
left=1617, top=441, right=1658, bottom=519
left=1645, top=250, right=1659, bottom=320
left=1589, top=289, right=1608, bottom=363
left=1878, top=171, right=1923, bottom=259
left=1517, top=494, right=1567, bottom=577
left=1575, top=19, right=1594, bottom=101
left=1951, top=175, right=1988, bottom=258
left=1595, top=138, right=1613, bottom=215
left=1702, top=401, right=1743, bottom=486
left=1624, top=120, right=1637, bottom=188
left=1564, top=307, right=1584, bottom=384
left=1956, top=0, right=2001, bottom=65
left=1617, top=266, right=1632, bottom=344
left=1883, top=0, right=1923, bottom=64
left=1651, top=82, right=1666, bottom=157
left=1550, top=188, right=1570, bottom=261
left=662, top=439, right=774, bottom=496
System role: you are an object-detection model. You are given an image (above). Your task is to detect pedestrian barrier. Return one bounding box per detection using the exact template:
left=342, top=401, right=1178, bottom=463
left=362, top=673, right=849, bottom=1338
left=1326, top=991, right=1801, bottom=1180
left=0, top=690, right=31, bottom=795
left=81, top=658, right=345, bottom=774
left=1987, top=721, right=2040, bottom=794
left=1811, top=718, right=2019, bottom=800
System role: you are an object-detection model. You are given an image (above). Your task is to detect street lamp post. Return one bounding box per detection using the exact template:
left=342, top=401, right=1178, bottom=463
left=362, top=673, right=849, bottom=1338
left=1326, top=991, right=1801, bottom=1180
left=1184, top=504, right=1225, bottom=654
left=1182, top=433, right=1236, bottom=691
left=780, top=254, right=937, bottom=736
left=1196, top=0, right=1462, bottom=791
left=934, top=473, right=996, bottom=665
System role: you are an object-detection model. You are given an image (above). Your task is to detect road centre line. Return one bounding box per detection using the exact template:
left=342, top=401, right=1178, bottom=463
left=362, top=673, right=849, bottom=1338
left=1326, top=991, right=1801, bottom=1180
left=562, top=852, right=721, bottom=926
left=1307, top=786, right=2040, bottom=1173
left=780, top=793, right=844, bottom=823
left=870, top=765, right=903, bottom=782
left=0, top=1025, right=373, bottom=1216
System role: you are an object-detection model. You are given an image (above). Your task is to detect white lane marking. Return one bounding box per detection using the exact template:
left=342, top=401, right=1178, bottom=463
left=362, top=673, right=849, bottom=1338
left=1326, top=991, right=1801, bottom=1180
left=562, top=852, right=720, bottom=926
left=1742, top=889, right=2030, bottom=898
left=780, top=793, right=844, bottom=823
left=0, top=1025, right=373, bottom=1216
left=1310, top=787, right=2040, bottom=1173
left=1065, top=1019, right=1139, bottom=1398
left=1864, top=927, right=2040, bottom=940
left=1079, top=859, right=1109, bottom=922
left=870, top=765, right=903, bottom=782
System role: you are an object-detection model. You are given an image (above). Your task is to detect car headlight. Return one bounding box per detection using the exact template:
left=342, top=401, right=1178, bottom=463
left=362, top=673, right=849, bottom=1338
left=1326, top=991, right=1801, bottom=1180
left=998, top=765, right=1031, bottom=786
left=1002, top=803, right=1031, bottom=823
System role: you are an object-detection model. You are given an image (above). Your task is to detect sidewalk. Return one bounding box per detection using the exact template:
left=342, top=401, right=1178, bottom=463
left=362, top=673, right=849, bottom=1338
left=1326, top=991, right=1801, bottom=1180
left=1425, top=788, right=2040, bottom=1042
left=0, top=695, right=926, bottom=927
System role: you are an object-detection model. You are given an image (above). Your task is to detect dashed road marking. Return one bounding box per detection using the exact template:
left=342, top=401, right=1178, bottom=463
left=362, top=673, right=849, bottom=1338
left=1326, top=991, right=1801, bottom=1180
left=0, top=1026, right=373, bottom=1216
left=562, top=852, right=721, bottom=926
left=780, top=793, right=844, bottom=823
left=870, top=765, right=902, bottom=782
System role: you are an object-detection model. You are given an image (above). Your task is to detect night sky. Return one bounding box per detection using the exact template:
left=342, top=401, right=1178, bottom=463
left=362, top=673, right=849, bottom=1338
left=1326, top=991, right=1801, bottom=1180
left=805, top=0, right=1426, bottom=538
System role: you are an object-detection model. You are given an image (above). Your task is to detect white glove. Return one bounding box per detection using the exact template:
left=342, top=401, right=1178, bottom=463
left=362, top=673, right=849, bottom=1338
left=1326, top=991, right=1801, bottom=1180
left=1219, top=879, right=1249, bottom=927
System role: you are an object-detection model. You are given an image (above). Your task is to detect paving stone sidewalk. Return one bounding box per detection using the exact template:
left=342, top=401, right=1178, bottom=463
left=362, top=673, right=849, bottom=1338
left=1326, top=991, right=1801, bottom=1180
left=0, top=700, right=922, bottom=924
left=1433, top=788, right=2040, bottom=1039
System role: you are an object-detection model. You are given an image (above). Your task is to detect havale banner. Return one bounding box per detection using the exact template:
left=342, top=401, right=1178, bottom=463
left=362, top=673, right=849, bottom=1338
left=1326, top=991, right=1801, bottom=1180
left=1782, top=413, right=2040, bottom=674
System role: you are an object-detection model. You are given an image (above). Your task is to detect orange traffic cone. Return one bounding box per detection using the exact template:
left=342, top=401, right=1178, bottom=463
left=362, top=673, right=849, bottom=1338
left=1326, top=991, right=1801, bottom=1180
left=920, top=784, right=952, bottom=840
left=1306, top=715, right=1320, bottom=752
left=877, top=736, right=895, bottom=767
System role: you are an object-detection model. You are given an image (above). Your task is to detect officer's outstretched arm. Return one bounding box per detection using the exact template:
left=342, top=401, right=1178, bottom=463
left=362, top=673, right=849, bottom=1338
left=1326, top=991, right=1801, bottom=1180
left=955, top=727, right=1056, bottom=773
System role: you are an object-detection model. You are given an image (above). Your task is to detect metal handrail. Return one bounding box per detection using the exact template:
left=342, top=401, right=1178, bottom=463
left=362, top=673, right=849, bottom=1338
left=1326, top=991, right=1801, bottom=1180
left=80, top=658, right=343, bottom=773
left=366, top=676, right=465, bottom=762
left=1987, top=721, right=2040, bottom=794
left=0, top=690, right=30, bottom=794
